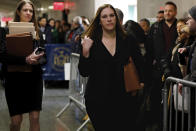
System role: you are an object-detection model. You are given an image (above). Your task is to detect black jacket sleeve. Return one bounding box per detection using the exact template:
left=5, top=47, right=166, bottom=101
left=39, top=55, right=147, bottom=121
left=36, top=31, right=47, bottom=65
left=78, top=44, right=94, bottom=77
left=149, top=21, right=173, bottom=78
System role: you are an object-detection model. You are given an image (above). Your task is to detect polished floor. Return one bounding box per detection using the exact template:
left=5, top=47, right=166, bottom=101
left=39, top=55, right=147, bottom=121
left=0, top=81, right=94, bottom=131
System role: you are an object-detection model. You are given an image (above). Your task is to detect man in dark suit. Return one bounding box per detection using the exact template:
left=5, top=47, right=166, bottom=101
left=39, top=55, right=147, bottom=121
left=149, top=1, right=178, bottom=129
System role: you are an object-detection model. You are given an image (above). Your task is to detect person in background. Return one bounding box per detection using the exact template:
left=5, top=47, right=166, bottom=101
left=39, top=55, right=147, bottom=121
left=124, top=20, right=154, bottom=130
left=62, top=23, right=71, bottom=33
left=51, top=20, right=61, bottom=43
left=169, top=18, right=195, bottom=131
left=65, top=16, right=84, bottom=53
left=115, top=8, right=124, bottom=25
left=156, top=10, right=164, bottom=22
left=48, top=18, right=55, bottom=29
left=58, top=24, right=65, bottom=43
left=62, top=9, right=70, bottom=24
left=171, top=18, right=195, bottom=78
left=60, top=19, right=66, bottom=27
left=0, top=0, right=46, bottom=131
left=139, top=18, right=151, bottom=35
left=47, top=18, right=55, bottom=43
left=65, top=16, right=84, bottom=43
left=178, top=5, right=196, bottom=130
left=62, top=23, right=71, bottom=43
left=38, top=17, right=52, bottom=44
left=148, top=1, right=178, bottom=129
left=78, top=4, right=145, bottom=130
left=124, top=20, right=153, bottom=82
left=81, top=16, right=90, bottom=31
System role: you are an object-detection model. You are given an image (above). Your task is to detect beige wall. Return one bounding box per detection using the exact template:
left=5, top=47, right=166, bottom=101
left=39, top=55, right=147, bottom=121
left=38, top=0, right=95, bottom=23
left=94, top=0, right=137, bottom=23
left=68, top=0, right=95, bottom=23
left=137, top=0, right=196, bottom=21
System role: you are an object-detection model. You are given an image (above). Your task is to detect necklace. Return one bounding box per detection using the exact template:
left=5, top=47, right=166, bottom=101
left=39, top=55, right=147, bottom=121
left=102, top=38, right=116, bottom=56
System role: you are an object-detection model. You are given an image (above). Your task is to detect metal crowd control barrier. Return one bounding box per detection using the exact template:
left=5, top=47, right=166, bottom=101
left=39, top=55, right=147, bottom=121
left=56, top=53, right=90, bottom=131
left=162, top=77, right=196, bottom=131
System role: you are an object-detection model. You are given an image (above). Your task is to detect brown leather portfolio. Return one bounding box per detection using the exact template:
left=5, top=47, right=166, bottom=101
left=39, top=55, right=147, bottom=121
left=7, top=65, right=32, bottom=72
left=124, top=57, right=141, bottom=92
left=6, top=32, right=33, bottom=72
left=6, top=32, right=33, bottom=57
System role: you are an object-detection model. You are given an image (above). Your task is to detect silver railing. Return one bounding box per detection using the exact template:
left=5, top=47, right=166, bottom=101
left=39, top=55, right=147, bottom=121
left=56, top=53, right=90, bottom=131
left=162, top=77, right=196, bottom=131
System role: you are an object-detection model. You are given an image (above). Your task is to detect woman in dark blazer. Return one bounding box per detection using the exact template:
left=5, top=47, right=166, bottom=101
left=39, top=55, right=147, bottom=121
left=78, top=4, right=145, bottom=131
left=0, top=0, right=46, bottom=131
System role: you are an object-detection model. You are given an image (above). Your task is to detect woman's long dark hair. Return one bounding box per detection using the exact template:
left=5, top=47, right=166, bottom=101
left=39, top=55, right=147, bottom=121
left=14, top=0, right=39, bottom=39
left=81, top=4, right=126, bottom=42
left=124, top=20, right=146, bottom=43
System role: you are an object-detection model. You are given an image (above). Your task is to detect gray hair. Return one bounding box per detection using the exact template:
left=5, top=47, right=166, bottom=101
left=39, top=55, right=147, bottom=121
left=72, top=16, right=82, bottom=25
left=115, top=8, right=124, bottom=22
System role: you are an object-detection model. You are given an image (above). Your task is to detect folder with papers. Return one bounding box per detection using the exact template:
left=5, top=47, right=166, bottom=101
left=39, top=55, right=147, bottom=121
left=6, top=32, right=33, bottom=72
left=6, top=22, right=36, bottom=72
left=8, top=22, right=36, bottom=39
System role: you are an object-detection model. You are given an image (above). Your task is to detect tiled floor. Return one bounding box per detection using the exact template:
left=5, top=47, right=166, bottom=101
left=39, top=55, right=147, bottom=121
left=0, top=81, right=94, bottom=131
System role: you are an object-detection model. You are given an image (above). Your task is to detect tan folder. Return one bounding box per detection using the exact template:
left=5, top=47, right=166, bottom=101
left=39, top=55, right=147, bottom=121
left=8, top=22, right=36, bottom=39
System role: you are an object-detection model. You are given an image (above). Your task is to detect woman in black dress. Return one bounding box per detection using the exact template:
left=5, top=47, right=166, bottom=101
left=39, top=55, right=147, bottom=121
left=78, top=4, right=145, bottom=131
left=0, top=0, right=46, bottom=131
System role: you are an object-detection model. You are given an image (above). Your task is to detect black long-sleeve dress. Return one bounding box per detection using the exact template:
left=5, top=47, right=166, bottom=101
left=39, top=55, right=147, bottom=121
left=78, top=35, right=145, bottom=130
left=0, top=28, right=46, bottom=117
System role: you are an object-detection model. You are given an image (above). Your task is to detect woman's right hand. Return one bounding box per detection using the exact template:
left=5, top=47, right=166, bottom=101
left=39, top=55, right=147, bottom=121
left=82, top=35, right=93, bottom=58
left=26, top=50, right=44, bottom=65
left=178, top=48, right=186, bottom=54
left=178, top=83, right=183, bottom=95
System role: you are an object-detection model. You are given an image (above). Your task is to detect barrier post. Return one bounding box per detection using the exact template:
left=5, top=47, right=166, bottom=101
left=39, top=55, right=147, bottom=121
left=162, top=77, right=196, bottom=131
left=162, top=85, right=168, bottom=131
left=56, top=53, right=90, bottom=131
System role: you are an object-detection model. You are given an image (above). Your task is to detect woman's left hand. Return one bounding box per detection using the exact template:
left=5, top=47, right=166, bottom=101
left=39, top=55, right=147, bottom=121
left=26, top=50, right=44, bottom=65
left=140, top=83, right=144, bottom=88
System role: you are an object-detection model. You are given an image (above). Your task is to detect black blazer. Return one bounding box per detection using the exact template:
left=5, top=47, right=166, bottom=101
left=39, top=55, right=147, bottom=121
left=149, top=20, right=178, bottom=77
left=78, top=35, right=145, bottom=100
